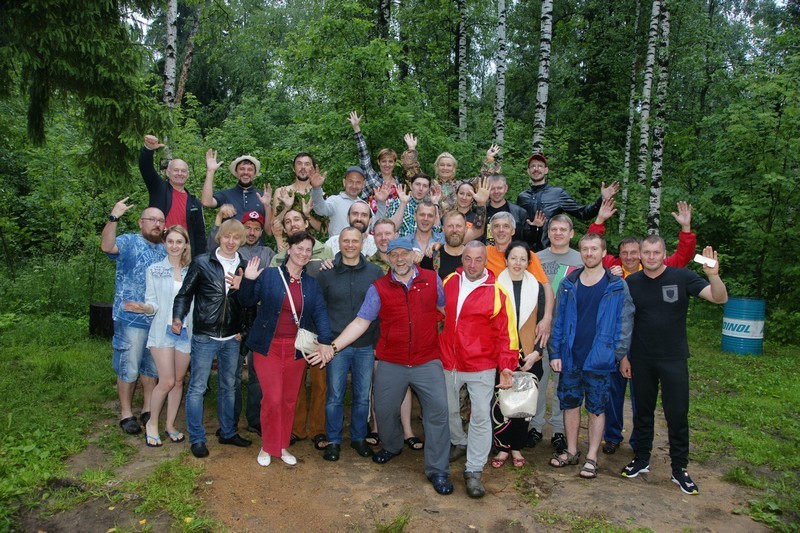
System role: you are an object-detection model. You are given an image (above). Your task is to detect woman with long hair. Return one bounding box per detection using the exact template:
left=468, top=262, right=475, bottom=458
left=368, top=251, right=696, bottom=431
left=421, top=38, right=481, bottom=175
left=491, top=241, right=546, bottom=467
left=238, top=231, right=334, bottom=466
left=124, top=225, right=193, bottom=446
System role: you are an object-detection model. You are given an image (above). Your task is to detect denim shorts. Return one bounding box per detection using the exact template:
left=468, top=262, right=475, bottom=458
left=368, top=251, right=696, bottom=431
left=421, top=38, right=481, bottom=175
left=112, top=322, right=159, bottom=382
left=147, top=323, right=191, bottom=353
left=556, top=368, right=611, bottom=415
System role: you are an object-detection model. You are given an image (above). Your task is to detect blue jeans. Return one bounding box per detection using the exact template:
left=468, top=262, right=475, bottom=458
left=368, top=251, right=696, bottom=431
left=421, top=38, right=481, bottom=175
left=604, top=371, right=637, bottom=447
left=185, top=334, right=240, bottom=444
left=325, top=346, right=374, bottom=444
left=112, top=322, right=158, bottom=382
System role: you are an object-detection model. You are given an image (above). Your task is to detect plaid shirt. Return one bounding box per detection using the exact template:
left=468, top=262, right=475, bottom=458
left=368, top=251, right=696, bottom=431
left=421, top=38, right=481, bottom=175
left=386, top=196, right=421, bottom=236
left=354, top=131, right=403, bottom=199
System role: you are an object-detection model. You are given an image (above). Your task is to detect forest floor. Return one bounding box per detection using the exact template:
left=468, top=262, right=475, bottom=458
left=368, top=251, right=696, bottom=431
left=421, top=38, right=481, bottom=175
left=23, top=379, right=768, bottom=532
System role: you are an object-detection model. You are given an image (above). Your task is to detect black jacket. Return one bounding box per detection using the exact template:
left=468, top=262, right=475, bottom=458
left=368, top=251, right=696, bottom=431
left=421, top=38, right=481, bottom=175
left=172, top=252, right=248, bottom=337
left=139, top=148, right=207, bottom=257
left=517, top=182, right=601, bottom=250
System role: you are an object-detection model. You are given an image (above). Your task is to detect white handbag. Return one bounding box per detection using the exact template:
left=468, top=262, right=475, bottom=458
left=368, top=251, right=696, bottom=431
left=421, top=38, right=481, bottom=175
left=278, top=269, right=318, bottom=358
left=497, top=371, right=539, bottom=418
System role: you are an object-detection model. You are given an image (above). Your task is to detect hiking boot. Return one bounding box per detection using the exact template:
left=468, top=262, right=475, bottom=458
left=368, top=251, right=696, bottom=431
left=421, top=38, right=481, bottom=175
left=671, top=469, right=700, bottom=495
left=551, top=432, right=567, bottom=453
left=464, top=471, right=486, bottom=499
left=620, top=457, right=650, bottom=478
left=526, top=428, right=543, bottom=448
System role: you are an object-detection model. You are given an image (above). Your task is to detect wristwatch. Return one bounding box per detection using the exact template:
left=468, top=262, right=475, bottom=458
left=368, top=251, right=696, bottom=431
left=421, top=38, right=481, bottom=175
left=108, top=214, right=120, bottom=222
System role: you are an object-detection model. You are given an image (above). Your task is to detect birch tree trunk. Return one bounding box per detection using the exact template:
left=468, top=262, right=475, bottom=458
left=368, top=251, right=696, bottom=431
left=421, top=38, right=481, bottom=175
left=176, top=8, right=202, bottom=107
left=162, top=0, right=178, bottom=107
left=457, top=0, right=468, bottom=142
left=378, top=0, right=391, bottom=40
left=635, top=0, right=661, bottom=185
left=618, top=0, right=642, bottom=234
left=493, top=0, right=507, bottom=146
left=647, top=2, right=671, bottom=234
left=532, top=0, right=553, bottom=154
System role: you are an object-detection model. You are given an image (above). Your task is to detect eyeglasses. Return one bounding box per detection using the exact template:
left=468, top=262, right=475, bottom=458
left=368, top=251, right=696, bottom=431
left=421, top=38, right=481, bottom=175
left=140, top=217, right=166, bottom=224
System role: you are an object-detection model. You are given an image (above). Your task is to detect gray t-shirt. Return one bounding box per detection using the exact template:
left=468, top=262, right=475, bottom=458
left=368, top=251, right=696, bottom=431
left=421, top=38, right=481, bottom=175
left=536, top=247, right=583, bottom=292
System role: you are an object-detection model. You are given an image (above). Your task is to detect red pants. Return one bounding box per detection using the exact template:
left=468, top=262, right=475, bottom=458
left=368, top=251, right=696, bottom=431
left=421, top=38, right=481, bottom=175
left=254, top=337, right=306, bottom=456
left=292, top=363, right=327, bottom=438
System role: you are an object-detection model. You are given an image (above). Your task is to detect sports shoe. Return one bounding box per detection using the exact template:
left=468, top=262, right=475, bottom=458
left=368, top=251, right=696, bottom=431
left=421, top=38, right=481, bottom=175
left=526, top=428, right=543, bottom=448
left=620, top=457, right=650, bottom=478
left=671, top=469, right=700, bottom=495
left=551, top=432, right=567, bottom=453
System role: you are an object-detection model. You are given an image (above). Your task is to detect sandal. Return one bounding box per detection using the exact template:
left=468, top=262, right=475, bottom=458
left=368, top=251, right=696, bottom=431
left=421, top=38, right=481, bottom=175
left=491, top=456, right=508, bottom=469
left=549, top=450, right=581, bottom=468
left=365, top=432, right=380, bottom=446
left=145, top=434, right=162, bottom=448
left=313, top=433, right=329, bottom=450
left=404, top=437, right=424, bottom=451
left=167, top=431, right=185, bottom=443
left=580, top=459, right=598, bottom=479
left=512, top=457, right=527, bottom=468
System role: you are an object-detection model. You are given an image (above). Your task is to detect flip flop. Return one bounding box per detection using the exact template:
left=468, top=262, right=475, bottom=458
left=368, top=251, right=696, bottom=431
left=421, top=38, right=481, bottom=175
left=512, top=457, right=527, bottom=468
left=167, top=431, right=185, bottom=443
left=145, top=434, right=162, bottom=447
left=365, top=432, right=380, bottom=446
left=313, top=433, right=329, bottom=450
left=404, top=437, right=424, bottom=450
left=491, top=456, right=507, bottom=469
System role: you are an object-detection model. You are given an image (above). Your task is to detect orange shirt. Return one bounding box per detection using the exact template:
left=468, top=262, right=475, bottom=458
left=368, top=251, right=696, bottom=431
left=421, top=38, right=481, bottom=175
left=486, top=246, right=549, bottom=285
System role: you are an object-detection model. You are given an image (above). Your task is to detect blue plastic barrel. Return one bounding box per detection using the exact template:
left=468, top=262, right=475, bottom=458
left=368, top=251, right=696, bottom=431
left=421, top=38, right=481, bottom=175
left=721, top=297, right=765, bottom=355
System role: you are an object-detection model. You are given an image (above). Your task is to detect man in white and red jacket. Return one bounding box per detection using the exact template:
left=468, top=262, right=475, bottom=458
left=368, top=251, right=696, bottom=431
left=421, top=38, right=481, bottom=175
left=440, top=241, right=519, bottom=498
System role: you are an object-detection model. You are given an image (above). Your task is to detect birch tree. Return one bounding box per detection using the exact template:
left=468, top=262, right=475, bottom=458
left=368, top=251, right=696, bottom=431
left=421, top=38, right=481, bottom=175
left=647, top=2, right=671, bottom=234
left=457, top=0, right=468, bottom=141
left=162, top=0, right=178, bottom=107
left=636, top=0, right=661, bottom=185
left=532, top=0, right=553, bottom=154
left=493, top=0, right=507, bottom=146
left=176, top=8, right=202, bottom=106
left=618, top=0, right=642, bottom=234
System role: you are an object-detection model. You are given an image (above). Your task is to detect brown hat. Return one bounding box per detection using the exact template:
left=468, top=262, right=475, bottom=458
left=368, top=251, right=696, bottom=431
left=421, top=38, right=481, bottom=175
left=527, top=153, right=548, bottom=166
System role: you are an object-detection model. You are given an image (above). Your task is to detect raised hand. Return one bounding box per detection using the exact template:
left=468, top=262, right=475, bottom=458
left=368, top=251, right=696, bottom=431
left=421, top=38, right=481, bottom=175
left=110, top=196, right=136, bottom=219
left=601, top=181, right=620, bottom=200
left=471, top=177, right=490, bottom=206
left=701, top=246, right=720, bottom=276
left=309, top=165, right=327, bottom=189
left=429, top=184, right=442, bottom=205
left=301, top=197, right=314, bottom=217
left=144, top=135, right=165, bottom=151
left=404, top=133, right=417, bottom=151
left=206, top=148, right=223, bottom=172
left=374, top=183, right=391, bottom=203
left=525, top=210, right=546, bottom=227
left=671, top=201, right=692, bottom=232
left=277, top=187, right=295, bottom=209
left=486, top=144, right=501, bottom=159
left=243, top=257, right=263, bottom=280
left=596, top=197, right=617, bottom=224
left=226, top=267, right=243, bottom=291
left=396, top=184, right=410, bottom=204
left=257, top=183, right=272, bottom=208
left=348, top=111, right=362, bottom=132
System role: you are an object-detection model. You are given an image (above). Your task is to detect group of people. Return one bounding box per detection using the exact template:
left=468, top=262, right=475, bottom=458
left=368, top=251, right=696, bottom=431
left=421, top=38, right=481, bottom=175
left=103, top=112, right=727, bottom=498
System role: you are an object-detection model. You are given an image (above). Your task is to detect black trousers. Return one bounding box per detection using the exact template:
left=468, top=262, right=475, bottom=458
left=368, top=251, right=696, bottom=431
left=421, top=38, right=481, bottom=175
left=630, top=357, right=690, bottom=471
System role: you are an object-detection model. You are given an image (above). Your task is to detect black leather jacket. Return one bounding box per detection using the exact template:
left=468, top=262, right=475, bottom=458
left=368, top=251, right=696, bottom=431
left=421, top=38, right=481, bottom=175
left=517, top=182, right=601, bottom=250
left=172, top=252, right=248, bottom=337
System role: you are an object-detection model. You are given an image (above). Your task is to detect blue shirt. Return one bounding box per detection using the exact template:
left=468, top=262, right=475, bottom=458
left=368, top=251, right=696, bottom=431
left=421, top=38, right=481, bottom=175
left=107, top=234, right=166, bottom=328
left=572, top=276, right=609, bottom=368
left=357, top=266, right=445, bottom=321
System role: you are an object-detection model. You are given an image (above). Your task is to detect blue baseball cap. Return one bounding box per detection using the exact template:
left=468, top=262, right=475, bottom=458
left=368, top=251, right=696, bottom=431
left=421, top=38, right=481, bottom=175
left=386, top=235, right=415, bottom=253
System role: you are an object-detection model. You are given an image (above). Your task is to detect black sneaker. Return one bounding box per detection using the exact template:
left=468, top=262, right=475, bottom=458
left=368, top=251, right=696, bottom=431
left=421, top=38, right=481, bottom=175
left=620, top=457, right=650, bottom=478
left=671, top=469, right=700, bottom=495
left=551, top=432, right=567, bottom=453
left=526, top=428, right=543, bottom=448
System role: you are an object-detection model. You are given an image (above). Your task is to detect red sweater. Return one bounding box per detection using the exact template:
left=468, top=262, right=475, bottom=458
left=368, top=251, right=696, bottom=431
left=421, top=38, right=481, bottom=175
left=373, top=268, right=442, bottom=366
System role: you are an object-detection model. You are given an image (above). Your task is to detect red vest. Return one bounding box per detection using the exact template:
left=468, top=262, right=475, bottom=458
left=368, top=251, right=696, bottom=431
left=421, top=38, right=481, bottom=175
left=373, top=268, right=442, bottom=366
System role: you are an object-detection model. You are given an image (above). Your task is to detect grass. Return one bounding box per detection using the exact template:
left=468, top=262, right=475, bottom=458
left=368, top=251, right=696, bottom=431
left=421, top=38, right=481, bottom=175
left=536, top=509, right=654, bottom=532
left=686, top=302, right=800, bottom=531
left=373, top=508, right=412, bottom=533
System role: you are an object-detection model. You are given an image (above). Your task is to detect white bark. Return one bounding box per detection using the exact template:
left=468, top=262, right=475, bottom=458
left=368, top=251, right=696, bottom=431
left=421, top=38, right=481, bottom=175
left=176, top=8, right=202, bottom=107
left=457, top=0, right=468, bottom=142
left=618, top=0, right=642, bottom=235
left=648, top=3, right=670, bottom=235
left=162, top=0, right=178, bottom=107
left=636, top=0, right=661, bottom=185
left=493, top=0, right=507, bottom=146
left=532, top=0, right=553, bottom=154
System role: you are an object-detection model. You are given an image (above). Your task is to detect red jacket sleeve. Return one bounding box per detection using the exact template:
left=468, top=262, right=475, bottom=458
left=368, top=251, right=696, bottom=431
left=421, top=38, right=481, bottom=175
left=494, top=287, right=520, bottom=372
left=664, top=231, right=696, bottom=267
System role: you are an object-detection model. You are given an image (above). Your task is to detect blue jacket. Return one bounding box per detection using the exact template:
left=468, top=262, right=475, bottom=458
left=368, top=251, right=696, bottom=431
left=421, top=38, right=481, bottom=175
left=238, top=265, right=333, bottom=359
left=548, top=267, right=634, bottom=373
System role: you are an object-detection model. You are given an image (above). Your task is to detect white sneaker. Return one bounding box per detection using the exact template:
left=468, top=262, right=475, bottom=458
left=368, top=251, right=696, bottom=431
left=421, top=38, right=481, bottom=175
left=280, top=449, right=297, bottom=465
left=257, top=449, right=271, bottom=467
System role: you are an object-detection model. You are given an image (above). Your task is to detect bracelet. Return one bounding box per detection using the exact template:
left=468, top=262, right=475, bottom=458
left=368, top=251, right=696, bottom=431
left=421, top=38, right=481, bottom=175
left=330, top=342, right=339, bottom=355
